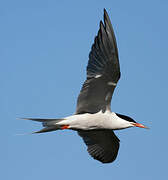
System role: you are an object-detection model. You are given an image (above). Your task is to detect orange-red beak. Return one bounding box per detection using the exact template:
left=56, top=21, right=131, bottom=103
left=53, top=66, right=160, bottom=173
left=134, top=123, right=149, bottom=129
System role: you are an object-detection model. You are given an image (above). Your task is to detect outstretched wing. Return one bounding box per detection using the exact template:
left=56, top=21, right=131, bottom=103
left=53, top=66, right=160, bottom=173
left=78, top=130, right=120, bottom=163
left=76, top=9, right=120, bottom=114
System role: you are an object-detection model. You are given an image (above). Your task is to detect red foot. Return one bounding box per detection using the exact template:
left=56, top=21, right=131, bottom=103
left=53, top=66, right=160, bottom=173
left=61, top=125, right=69, bottom=130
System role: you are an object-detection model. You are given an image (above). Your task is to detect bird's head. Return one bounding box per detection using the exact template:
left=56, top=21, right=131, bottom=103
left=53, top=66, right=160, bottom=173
left=116, top=113, right=149, bottom=129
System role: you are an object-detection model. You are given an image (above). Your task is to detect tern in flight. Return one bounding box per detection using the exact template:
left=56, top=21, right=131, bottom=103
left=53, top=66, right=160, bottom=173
left=25, top=9, right=148, bottom=163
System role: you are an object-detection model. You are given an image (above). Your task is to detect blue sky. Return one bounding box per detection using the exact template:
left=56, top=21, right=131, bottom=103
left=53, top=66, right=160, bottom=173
left=1, top=0, right=168, bottom=179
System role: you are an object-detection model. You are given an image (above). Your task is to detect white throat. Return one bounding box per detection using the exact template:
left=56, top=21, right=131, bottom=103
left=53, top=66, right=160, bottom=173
left=108, top=112, right=134, bottom=130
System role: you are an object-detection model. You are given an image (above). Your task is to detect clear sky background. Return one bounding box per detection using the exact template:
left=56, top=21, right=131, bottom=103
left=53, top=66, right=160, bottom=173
left=1, top=0, right=168, bottom=179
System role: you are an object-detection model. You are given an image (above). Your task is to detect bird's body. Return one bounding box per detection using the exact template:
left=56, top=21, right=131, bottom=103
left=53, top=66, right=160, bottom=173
left=25, top=9, right=148, bottom=163
left=44, top=111, right=134, bottom=130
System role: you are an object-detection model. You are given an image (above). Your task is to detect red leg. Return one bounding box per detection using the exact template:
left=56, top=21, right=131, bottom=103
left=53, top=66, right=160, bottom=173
left=61, top=125, right=69, bottom=130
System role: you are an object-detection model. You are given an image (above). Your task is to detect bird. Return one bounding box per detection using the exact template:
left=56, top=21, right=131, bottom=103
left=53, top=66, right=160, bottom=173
left=24, top=9, right=148, bottom=164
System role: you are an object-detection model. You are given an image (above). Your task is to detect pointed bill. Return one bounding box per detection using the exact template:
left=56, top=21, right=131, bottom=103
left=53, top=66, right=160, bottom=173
left=134, top=123, right=149, bottom=129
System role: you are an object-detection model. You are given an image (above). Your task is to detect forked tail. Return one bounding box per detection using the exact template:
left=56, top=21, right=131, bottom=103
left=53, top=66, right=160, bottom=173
left=23, top=118, right=65, bottom=133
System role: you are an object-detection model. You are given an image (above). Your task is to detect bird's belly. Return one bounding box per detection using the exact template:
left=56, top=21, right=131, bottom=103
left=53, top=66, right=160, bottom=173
left=62, top=112, right=110, bottom=130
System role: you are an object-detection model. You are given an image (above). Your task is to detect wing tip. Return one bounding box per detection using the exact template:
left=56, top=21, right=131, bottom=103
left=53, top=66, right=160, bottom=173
left=99, top=20, right=105, bottom=33
left=103, top=8, right=110, bottom=22
left=104, top=8, right=108, bottom=16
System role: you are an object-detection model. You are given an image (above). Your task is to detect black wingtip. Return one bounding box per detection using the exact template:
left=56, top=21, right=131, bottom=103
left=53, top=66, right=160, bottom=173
left=103, top=9, right=111, bottom=29
left=104, top=8, right=108, bottom=18
left=99, top=20, right=104, bottom=29
left=104, top=8, right=107, bottom=14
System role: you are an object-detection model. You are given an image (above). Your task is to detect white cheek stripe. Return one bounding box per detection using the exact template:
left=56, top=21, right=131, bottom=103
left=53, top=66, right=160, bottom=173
left=107, top=82, right=117, bottom=86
